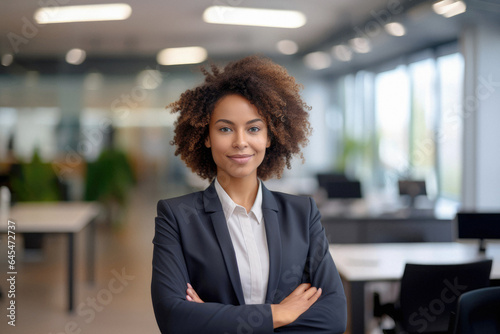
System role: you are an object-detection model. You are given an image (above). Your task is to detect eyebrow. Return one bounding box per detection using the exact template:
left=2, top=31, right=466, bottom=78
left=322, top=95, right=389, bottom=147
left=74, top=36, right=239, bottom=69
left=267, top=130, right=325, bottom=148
left=214, top=118, right=264, bottom=125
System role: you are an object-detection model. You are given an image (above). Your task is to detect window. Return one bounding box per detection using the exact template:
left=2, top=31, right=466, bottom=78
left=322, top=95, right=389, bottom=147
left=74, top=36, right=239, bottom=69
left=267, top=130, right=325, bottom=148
left=437, top=53, right=464, bottom=200
left=409, top=58, right=437, bottom=180
left=332, top=46, right=464, bottom=203
left=375, top=65, right=411, bottom=177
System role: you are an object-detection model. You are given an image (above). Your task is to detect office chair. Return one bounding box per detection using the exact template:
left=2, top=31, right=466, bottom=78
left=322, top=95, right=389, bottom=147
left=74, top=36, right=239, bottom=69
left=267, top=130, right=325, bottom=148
left=449, top=286, right=500, bottom=334
left=373, top=259, right=492, bottom=334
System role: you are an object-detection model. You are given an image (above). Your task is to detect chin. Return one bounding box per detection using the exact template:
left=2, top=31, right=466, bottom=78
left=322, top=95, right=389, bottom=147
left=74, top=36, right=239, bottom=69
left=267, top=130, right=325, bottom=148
left=221, top=168, right=258, bottom=180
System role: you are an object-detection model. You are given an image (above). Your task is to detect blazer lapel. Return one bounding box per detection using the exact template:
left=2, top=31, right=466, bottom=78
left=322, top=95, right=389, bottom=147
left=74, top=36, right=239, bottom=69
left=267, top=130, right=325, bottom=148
left=203, top=183, right=245, bottom=305
left=261, top=184, right=282, bottom=304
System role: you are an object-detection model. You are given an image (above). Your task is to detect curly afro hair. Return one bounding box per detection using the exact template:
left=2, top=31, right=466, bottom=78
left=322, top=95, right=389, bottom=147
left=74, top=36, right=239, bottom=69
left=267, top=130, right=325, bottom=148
left=169, top=55, right=312, bottom=181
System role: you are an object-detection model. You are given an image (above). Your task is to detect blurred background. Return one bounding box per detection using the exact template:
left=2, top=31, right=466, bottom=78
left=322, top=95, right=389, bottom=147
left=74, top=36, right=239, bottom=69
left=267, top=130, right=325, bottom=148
left=1, top=0, right=500, bottom=333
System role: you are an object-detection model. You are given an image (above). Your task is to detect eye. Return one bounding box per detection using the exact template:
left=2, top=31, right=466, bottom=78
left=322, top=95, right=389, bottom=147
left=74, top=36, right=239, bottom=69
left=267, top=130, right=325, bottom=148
left=219, top=127, right=232, bottom=133
left=248, top=126, right=261, bottom=133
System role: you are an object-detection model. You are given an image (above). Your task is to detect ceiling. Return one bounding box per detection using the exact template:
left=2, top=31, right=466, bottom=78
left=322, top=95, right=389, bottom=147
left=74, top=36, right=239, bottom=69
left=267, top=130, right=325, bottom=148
left=1, top=0, right=499, bottom=75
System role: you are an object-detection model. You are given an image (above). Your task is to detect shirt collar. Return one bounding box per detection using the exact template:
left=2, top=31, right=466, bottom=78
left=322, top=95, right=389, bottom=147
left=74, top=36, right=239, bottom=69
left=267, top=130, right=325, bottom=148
left=214, top=178, right=263, bottom=223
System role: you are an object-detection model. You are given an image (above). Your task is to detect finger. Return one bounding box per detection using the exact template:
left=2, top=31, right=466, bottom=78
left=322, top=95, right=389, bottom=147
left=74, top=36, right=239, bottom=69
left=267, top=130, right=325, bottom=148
left=187, top=291, right=203, bottom=303
left=187, top=283, right=199, bottom=297
left=292, top=283, right=311, bottom=295
left=193, top=295, right=204, bottom=303
left=189, top=288, right=200, bottom=299
left=186, top=285, right=197, bottom=298
left=186, top=285, right=205, bottom=303
left=186, top=295, right=194, bottom=301
left=187, top=287, right=197, bottom=298
left=301, top=286, right=318, bottom=299
left=307, top=287, right=322, bottom=303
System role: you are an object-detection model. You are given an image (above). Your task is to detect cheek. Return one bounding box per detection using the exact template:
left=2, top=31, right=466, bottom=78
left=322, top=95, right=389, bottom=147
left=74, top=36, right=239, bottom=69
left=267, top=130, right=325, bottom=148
left=260, top=138, right=269, bottom=149
left=210, top=136, right=231, bottom=152
left=258, top=133, right=270, bottom=148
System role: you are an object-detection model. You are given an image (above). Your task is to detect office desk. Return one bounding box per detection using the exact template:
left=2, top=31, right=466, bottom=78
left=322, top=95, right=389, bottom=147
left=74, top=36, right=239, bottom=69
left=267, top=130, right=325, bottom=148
left=329, top=242, right=500, bottom=334
left=322, top=216, right=453, bottom=244
left=319, top=199, right=454, bottom=244
left=2, top=202, right=101, bottom=312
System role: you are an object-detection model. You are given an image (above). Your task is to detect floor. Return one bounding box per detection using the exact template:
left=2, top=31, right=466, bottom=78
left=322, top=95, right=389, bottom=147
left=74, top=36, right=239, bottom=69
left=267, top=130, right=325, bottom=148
left=0, top=178, right=185, bottom=334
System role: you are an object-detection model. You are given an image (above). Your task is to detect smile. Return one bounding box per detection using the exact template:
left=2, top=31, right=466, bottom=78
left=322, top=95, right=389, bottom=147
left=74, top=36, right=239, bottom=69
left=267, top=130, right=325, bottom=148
left=228, top=154, right=254, bottom=164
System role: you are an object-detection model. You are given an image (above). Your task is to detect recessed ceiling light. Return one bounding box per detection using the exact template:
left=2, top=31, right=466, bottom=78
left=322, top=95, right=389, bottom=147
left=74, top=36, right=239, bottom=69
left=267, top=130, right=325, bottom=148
left=385, top=22, right=406, bottom=37
left=303, top=52, right=331, bottom=70
left=349, top=37, right=371, bottom=53
left=432, top=0, right=466, bottom=18
left=66, top=48, right=86, bottom=65
left=1, top=54, right=13, bottom=67
left=34, top=3, right=132, bottom=24
left=157, top=47, right=207, bottom=66
left=203, top=6, right=306, bottom=29
left=332, top=45, right=353, bottom=62
left=277, top=40, right=299, bottom=55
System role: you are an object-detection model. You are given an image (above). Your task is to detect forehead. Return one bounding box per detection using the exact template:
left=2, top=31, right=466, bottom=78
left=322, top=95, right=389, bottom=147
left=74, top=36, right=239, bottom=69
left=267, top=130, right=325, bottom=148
left=211, top=94, right=262, bottom=120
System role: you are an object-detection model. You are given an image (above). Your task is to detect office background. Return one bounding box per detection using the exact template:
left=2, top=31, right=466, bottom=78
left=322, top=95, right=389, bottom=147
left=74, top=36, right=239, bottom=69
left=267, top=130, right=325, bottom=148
left=1, top=0, right=500, bottom=333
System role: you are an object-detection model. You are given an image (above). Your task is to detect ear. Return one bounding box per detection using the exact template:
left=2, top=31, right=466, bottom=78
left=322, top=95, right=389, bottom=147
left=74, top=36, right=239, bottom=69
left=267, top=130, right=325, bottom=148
left=266, top=134, right=271, bottom=148
left=205, top=136, right=211, bottom=148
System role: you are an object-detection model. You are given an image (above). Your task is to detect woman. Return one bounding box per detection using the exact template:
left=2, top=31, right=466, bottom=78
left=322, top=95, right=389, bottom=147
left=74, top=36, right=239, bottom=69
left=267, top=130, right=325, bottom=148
left=151, top=55, right=347, bottom=333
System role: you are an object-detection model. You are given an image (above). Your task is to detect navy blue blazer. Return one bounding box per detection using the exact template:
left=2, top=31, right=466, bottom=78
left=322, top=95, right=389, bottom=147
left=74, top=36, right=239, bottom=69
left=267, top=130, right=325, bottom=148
left=151, top=182, right=347, bottom=333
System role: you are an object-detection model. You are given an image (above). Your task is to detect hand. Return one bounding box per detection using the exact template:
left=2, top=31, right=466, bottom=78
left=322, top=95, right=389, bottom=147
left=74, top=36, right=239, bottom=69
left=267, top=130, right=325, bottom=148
left=186, top=283, right=204, bottom=303
left=271, top=283, right=322, bottom=329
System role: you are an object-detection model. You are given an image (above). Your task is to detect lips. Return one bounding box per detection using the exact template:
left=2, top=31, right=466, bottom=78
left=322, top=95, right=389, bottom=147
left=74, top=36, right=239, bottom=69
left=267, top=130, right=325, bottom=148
left=228, top=154, right=253, bottom=164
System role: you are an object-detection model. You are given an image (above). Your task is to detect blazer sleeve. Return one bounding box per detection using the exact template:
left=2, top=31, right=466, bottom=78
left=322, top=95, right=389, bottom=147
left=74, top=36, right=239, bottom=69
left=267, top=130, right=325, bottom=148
left=151, top=199, right=275, bottom=334
left=276, top=197, right=347, bottom=334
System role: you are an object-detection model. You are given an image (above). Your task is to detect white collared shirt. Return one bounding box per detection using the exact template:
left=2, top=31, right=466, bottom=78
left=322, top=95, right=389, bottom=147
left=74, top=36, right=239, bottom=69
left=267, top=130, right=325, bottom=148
left=214, top=178, right=270, bottom=305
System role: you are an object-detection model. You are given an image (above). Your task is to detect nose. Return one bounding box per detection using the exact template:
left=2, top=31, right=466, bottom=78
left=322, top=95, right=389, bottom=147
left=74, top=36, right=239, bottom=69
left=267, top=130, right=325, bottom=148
left=233, top=130, right=248, bottom=149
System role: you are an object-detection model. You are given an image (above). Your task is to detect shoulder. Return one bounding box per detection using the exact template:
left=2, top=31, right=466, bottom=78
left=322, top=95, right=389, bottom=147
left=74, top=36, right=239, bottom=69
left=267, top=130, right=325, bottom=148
left=264, top=187, right=322, bottom=233
left=265, top=186, right=318, bottom=215
left=156, top=190, right=204, bottom=214
left=269, top=189, right=311, bottom=205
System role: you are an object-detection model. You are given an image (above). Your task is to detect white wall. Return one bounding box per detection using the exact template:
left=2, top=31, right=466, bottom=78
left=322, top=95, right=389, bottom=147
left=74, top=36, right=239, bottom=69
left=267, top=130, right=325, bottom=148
left=461, top=22, right=500, bottom=210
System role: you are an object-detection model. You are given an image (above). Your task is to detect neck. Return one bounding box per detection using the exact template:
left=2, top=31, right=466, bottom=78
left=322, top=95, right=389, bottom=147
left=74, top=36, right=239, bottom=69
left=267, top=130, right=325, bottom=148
left=217, top=175, right=259, bottom=212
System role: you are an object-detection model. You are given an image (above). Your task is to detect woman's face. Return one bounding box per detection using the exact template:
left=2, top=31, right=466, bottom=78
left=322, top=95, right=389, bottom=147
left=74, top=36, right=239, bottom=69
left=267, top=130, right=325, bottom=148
left=205, top=94, right=270, bottom=182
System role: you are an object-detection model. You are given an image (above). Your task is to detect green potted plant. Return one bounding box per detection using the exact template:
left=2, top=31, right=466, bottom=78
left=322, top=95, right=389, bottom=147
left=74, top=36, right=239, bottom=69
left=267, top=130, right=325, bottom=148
left=10, top=149, right=62, bottom=252
left=84, top=148, right=135, bottom=228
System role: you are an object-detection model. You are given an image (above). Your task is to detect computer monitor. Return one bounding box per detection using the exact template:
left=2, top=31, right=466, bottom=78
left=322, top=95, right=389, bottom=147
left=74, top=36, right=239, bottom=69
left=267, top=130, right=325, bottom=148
left=398, top=180, right=427, bottom=197
left=398, top=180, right=427, bottom=207
left=456, top=212, right=500, bottom=252
left=316, top=173, right=348, bottom=187
left=321, top=180, right=362, bottom=199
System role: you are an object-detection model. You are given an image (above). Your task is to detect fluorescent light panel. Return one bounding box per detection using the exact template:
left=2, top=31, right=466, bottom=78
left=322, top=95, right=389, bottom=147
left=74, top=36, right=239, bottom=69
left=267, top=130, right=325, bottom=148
left=157, top=47, right=207, bottom=66
left=432, top=0, right=466, bottom=18
left=442, top=1, right=466, bottom=18
left=433, top=0, right=454, bottom=14
left=203, top=6, right=306, bottom=28
left=34, top=3, right=132, bottom=24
